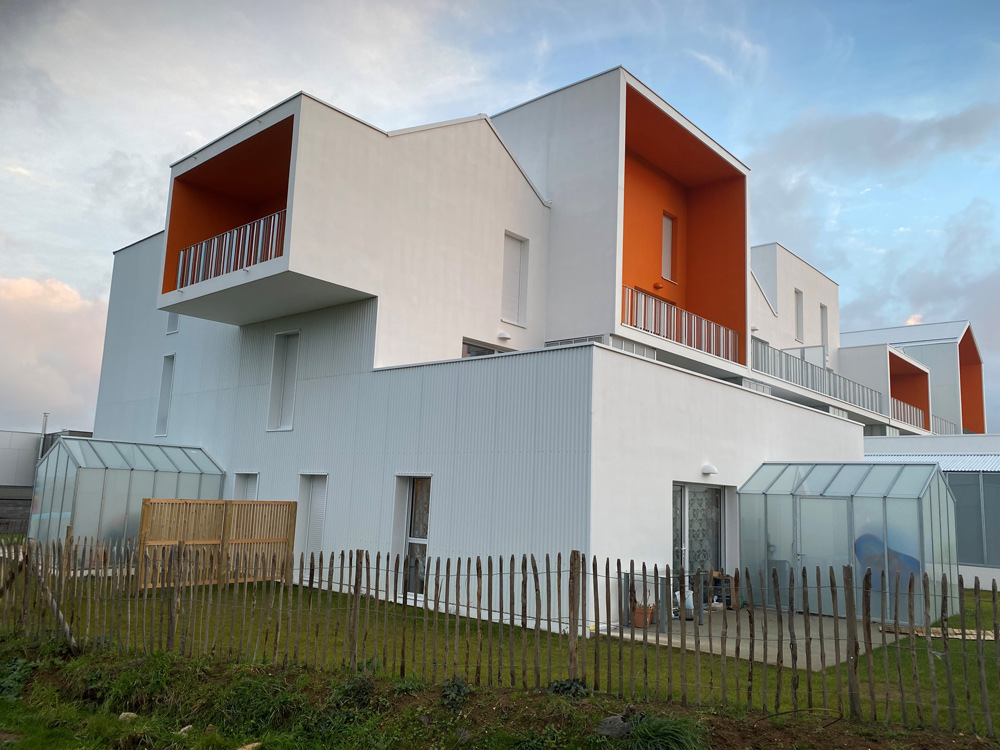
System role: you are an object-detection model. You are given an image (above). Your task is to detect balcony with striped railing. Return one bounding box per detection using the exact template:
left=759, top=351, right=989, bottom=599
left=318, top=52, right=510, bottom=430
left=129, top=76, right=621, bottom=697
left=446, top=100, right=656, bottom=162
left=931, top=415, right=959, bottom=435
left=891, top=398, right=925, bottom=431
left=176, top=209, right=287, bottom=290
left=751, top=337, right=884, bottom=414
left=621, top=286, right=740, bottom=363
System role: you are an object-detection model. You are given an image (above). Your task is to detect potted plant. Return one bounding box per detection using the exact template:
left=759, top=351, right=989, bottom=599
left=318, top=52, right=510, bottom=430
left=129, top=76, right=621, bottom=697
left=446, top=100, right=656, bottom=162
left=632, top=591, right=656, bottom=627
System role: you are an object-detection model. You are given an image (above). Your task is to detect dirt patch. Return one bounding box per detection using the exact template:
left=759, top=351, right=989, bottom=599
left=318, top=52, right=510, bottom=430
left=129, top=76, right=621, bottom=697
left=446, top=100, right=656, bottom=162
left=0, top=731, right=21, bottom=742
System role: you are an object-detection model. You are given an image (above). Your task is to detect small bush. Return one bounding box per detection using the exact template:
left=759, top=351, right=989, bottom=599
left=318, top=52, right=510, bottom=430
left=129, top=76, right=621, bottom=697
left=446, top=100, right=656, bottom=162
left=441, top=677, right=472, bottom=713
left=333, top=673, right=376, bottom=713
left=546, top=678, right=591, bottom=699
left=0, top=657, right=32, bottom=701
left=623, top=715, right=708, bottom=750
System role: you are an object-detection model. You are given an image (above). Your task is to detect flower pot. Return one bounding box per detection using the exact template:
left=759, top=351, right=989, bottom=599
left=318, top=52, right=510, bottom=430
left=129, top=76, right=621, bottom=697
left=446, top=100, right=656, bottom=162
left=633, top=607, right=655, bottom=627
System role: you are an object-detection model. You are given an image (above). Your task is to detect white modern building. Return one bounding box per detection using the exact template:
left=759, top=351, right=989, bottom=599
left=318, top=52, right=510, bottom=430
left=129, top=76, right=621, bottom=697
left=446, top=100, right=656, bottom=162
left=32, top=68, right=983, bottom=602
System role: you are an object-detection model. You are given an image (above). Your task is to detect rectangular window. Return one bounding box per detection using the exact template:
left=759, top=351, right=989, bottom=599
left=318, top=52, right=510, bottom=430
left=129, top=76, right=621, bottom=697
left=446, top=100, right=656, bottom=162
left=268, top=332, right=299, bottom=431
left=662, top=214, right=674, bottom=281
left=166, top=312, right=179, bottom=334
left=820, top=304, right=829, bottom=351
left=462, top=341, right=497, bottom=358
left=234, top=472, right=259, bottom=501
left=155, top=355, right=175, bottom=436
left=405, top=477, right=430, bottom=596
left=794, top=289, right=804, bottom=342
left=299, top=474, right=327, bottom=559
left=501, top=233, right=528, bottom=326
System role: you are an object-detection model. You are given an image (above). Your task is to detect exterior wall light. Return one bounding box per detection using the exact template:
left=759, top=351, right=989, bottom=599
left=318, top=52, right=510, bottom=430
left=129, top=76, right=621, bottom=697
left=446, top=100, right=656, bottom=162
left=498, top=331, right=512, bottom=341
left=701, top=464, right=718, bottom=475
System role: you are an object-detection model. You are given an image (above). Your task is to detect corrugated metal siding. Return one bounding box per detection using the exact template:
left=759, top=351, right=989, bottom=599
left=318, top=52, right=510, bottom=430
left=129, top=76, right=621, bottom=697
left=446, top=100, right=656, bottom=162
left=93, top=239, right=592, bottom=564
left=866, top=454, right=1000, bottom=472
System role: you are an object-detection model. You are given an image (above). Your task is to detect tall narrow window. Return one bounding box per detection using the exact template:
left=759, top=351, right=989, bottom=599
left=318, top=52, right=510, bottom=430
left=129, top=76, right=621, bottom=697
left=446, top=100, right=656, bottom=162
left=166, top=312, right=179, bottom=334
left=661, top=214, right=674, bottom=281
left=405, top=477, right=430, bottom=596
left=299, top=474, right=327, bottom=559
left=234, top=472, right=259, bottom=501
left=794, top=289, right=804, bottom=342
left=820, top=304, right=829, bottom=352
left=501, top=233, right=528, bottom=325
left=155, top=355, right=175, bottom=436
left=268, top=332, right=299, bottom=430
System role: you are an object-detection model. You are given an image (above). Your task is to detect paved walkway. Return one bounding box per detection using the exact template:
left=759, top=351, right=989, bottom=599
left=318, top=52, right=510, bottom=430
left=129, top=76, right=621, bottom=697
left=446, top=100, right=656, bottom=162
left=610, top=606, right=899, bottom=672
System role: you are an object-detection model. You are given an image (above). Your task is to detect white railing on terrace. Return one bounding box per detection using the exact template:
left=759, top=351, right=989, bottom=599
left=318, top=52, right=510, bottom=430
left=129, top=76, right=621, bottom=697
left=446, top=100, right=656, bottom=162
left=621, top=286, right=740, bottom=363
left=751, top=337, right=884, bottom=414
left=891, top=397, right=925, bottom=430
left=176, top=209, right=286, bottom=290
left=932, top=414, right=958, bottom=435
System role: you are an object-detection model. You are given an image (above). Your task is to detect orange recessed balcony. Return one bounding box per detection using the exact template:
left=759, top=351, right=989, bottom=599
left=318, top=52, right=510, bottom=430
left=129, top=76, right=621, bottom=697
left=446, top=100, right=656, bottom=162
left=157, top=96, right=376, bottom=326
left=620, top=85, right=748, bottom=365
left=888, top=348, right=930, bottom=431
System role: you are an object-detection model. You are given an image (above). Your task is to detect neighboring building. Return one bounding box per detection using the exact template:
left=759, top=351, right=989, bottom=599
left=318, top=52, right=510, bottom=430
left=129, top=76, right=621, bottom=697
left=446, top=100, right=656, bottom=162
left=866, top=434, right=1000, bottom=586
left=1, top=430, right=42, bottom=532
left=842, top=322, right=986, bottom=435
left=34, top=67, right=980, bottom=597
left=3, top=428, right=91, bottom=534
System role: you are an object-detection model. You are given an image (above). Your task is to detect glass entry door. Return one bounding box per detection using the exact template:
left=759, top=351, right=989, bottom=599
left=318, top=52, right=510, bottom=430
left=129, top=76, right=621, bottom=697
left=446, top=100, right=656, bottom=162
left=672, top=484, right=722, bottom=576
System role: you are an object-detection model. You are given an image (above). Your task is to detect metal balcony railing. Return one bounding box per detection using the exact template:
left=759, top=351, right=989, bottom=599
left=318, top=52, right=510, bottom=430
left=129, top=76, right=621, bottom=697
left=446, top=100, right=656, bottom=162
left=621, top=286, right=740, bottom=363
left=891, top=397, right=925, bottom=430
left=751, top=337, right=884, bottom=414
left=176, top=209, right=286, bottom=289
left=931, top=415, right=958, bottom=435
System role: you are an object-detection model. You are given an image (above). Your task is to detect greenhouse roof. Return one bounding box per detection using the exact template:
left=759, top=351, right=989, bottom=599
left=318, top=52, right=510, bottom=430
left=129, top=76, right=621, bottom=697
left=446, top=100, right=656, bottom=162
left=739, top=461, right=940, bottom=499
left=46, top=437, right=223, bottom=474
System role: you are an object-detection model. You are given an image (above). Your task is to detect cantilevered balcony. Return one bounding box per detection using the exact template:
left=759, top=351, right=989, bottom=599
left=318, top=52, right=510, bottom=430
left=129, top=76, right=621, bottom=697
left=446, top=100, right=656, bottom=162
left=622, top=286, right=740, bottom=363
left=891, top=397, right=925, bottom=431
left=931, top=415, right=959, bottom=435
left=176, top=210, right=286, bottom=289
left=751, top=337, right=883, bottom=413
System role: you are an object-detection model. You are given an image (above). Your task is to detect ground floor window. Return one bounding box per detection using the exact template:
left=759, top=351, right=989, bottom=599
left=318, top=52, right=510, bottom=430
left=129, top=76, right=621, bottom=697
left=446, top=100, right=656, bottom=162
left=405, top=477, right=430, bottom=596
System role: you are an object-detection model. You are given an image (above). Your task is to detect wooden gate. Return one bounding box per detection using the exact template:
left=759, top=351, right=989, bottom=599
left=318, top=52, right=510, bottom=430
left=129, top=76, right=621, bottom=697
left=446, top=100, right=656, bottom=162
left=136, top=498, right=296, bottom=586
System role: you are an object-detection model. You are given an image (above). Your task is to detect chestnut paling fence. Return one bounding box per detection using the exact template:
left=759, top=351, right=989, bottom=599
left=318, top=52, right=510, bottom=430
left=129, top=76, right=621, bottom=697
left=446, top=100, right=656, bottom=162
left=1, top=535, right=998, bottom=737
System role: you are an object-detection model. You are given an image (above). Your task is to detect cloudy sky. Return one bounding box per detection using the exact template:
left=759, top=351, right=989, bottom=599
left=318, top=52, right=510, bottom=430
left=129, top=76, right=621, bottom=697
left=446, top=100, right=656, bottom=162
left=1, top=0, right=998, bottom=433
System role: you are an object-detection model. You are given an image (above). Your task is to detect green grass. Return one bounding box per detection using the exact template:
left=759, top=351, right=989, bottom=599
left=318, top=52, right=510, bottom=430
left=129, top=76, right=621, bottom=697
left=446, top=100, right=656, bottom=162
left=2, top=567, right=999, bottom=738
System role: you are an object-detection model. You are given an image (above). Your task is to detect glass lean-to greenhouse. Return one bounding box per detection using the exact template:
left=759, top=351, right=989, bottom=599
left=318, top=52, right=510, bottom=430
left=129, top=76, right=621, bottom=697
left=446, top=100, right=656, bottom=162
left=738, top=462, right=959, bottom=626
left=30, top=438, right=224, bottom=544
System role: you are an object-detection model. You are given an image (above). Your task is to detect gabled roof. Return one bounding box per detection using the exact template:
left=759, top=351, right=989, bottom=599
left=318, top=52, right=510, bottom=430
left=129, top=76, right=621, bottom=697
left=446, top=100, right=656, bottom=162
left=841, top=320, right=971, bottom=348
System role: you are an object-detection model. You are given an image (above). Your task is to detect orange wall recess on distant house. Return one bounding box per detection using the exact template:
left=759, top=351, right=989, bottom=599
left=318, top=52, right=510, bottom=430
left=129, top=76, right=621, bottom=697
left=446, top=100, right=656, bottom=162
left=959, top=328, right=986, bottom=433
left=889, top=350, right=931, bottom=431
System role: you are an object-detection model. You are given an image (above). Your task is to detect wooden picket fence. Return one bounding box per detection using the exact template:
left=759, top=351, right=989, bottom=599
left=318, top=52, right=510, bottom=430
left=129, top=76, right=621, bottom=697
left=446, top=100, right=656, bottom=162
left=136, top=498, right=296, bottom=587
left=1, top=536, right=998, bottom=737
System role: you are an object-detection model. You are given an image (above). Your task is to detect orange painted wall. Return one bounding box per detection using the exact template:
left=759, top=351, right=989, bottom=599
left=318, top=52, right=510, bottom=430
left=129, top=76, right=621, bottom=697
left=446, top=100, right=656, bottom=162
left=622, top=152, right=689, bottom=309
left=959, top=330, right=986, bottom=433
left=685, top=176, right=747, bottom=363
left=889, top=352, right=930, bottom=430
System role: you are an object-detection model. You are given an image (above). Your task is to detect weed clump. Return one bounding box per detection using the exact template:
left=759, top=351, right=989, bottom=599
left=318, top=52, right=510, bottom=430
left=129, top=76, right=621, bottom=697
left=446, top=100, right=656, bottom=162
left=441, top=676, right=472, bottom=712
left=547, top=678, right=592, bottom=700
left=0, top=657, right=32, bottom=701
left=624, top=715, right=708, bottom=750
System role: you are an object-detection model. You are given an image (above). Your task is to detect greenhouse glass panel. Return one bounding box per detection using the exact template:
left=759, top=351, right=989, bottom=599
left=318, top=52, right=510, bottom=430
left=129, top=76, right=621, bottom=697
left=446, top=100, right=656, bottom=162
left=176, top=473, right=201, bottom=499
left=140, top=445, right=179, bottom=471
left=126, top=471, right=155, bottom=538
left=739, top=493, right=766, bottom=576
left=741, top=464, right=787, bottom=493
left=162, top=446, right=198, bottom=472
left=855, top=465, right=901, bottom=496
left=183, top=448, right=223, bottom=474
left=795, top=464, right=840, bottom=496
left=113, top=442, right=155, bottom=470
left=765, top=493, right=794, bottom=606
left=823, top=464, right=871, bottom=497
left=90, top=441, right=129, bottom=469
left=798, top=495, right=849, bottom=614
left=153, top=472, right=180, bottom=498
left=887, top=465, right=935, bottom=498
left=768, top=465, right=813, bottom=495
left=73, top=468, right=105, bottom=539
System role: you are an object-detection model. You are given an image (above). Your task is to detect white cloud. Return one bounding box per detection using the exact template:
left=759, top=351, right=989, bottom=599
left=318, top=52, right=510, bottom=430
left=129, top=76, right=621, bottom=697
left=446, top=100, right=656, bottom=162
left=905, top=314, right=923, bottom=325
left=687, top=50, right=736, bottom=83
left=0, top=278, right=107, bottom=433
